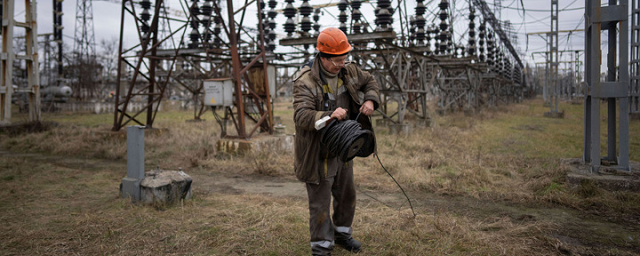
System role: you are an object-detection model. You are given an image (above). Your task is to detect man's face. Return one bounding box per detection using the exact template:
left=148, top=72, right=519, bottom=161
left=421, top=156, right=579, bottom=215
left=321, top=55, right=348, bottom=74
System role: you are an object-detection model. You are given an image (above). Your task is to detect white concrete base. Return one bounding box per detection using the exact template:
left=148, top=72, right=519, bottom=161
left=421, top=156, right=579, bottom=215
left=140, top=169, right=193, bottom=206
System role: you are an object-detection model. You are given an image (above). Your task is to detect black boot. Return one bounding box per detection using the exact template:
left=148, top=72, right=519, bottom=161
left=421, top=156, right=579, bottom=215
left=335, top=237, right=361, bottom=253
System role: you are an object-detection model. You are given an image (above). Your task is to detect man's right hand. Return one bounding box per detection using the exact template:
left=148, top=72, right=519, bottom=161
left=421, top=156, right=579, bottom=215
left=330, top=107, right=348, bottom=121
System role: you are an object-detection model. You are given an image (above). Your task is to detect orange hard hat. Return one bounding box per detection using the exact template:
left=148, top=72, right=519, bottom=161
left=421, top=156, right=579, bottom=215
left=316, top=28, right=352, bottom=55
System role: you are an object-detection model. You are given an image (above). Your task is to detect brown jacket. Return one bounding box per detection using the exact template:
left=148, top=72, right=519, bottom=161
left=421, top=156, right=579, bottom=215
left=293, top=57, right=380, bottom=184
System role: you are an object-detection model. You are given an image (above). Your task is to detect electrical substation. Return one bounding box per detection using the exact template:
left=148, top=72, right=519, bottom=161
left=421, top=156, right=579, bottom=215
left=0, top=0, right=638, bottom=191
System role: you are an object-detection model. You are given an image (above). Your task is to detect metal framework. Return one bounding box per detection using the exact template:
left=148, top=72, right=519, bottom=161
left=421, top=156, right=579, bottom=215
left=584, top=0, right=630, bottom=172
left=548, top=0, right=560, bottom=113
left=112, top=0, right=273, bottom=139
left=632, top=0, right=640, bottom=114
left=279, top=0, right=526, bottom=125
left=0, top=0, right=40, bottom=124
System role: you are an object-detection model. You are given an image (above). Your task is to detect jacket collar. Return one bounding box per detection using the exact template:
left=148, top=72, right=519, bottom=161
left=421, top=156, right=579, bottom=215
left=310, top=54, right=345, bottom=86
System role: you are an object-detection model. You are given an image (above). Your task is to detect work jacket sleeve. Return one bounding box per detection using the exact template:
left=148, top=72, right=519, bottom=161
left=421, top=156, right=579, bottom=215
left=293, top=78, right=331, bottom=131
left=344, top=64, right=380, bottom=110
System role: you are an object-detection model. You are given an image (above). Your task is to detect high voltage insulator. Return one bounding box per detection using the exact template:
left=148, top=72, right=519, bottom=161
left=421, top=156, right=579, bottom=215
left=202, top=0, right=213, bottom=16
left=432, top=24, right=440, bottom=55
left=468, top=6, right=476, bottom=57
left=414, top=0, right=426, bottom=46
left=438, top=0, right=449, bottom=54
left=409, top=16, right=416, bottom=46
left=266, top=0, right=277, bottom=51
left=447, top=28, right=453, bottom=55
left=352, top=0, right=363, bottom=34
left=426, top=24, right=435, bottom=55
left=258, top=0, right=273, bottom=52
left=487, top=31, right=495, bottom=67
left=478, top=20, right=486, bottom=62
left=299, top=1, right=313, bottom=34
left=338, top=0, right=349, bottom=33
left=140, top=0, right=152, bottom=33
left=375, top=0, right=393, bottom=31
left=313, top=9, right=321, bottom=35
left=283, top=0, right=297, bottom=37
left=188, top=0, right=200, bottom=49
left=201, top=0, right=214, bottom=47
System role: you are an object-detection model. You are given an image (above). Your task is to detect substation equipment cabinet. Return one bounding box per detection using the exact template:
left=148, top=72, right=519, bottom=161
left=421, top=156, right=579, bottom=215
left=204, top=78, right=234, bottom=107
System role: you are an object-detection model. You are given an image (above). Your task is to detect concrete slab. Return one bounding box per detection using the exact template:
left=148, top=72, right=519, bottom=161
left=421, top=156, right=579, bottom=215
left=562, top=158, right=640, bottom=192
left=544, top=110, right=565, bottom=118
left=216, top=134, right=294, bottom=155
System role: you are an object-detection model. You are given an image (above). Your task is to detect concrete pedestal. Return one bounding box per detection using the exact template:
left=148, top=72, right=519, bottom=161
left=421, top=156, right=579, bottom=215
left=544, top=110, right=565, bottom=118
left=140, top=169, right=193, bottom=206
left=389, top=123, right=412, bottom=134
left=217, top=134, right=294, bottom=155
left=563, top=158, right=640, bottom=192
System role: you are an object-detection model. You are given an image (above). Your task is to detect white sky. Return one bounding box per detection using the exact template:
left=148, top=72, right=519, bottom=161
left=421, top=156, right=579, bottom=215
left=14, top=0, right=600, bottom=70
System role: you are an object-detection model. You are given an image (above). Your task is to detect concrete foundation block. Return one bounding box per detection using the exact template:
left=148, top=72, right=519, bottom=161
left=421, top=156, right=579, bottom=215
left=562, top=158, right=640, bottom=192
left=544, top=110, right=565, bottom=118
left=217, top=134, right=294, bottom=155
left=414, top=118, right=432, bottom=128
left=389, top=123, right=412, bottom=134
left=140, top=169, right=193, bottom=206
left=274, top=125, right=286, bottom=136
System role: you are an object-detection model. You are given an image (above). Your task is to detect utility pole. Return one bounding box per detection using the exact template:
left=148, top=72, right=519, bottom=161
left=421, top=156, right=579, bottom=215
left=74, top=0, right=97, bottom=99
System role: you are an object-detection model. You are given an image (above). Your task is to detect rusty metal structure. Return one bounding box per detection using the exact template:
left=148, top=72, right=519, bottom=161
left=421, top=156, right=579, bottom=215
left=111, top=0, right=529, bottom=136
left=112, top=0, right=273, bottom=139
left=280, top=0, right=527, bottom=126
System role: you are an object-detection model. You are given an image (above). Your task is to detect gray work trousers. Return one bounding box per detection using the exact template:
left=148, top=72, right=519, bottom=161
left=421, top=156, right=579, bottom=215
left=306, top=157, right=356, bottom=255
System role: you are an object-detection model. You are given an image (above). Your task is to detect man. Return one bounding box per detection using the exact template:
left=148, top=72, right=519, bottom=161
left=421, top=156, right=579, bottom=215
left=292, top=27, right=380, bottom=256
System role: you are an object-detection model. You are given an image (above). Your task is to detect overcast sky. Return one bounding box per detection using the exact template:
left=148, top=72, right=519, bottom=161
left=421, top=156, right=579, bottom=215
left=17, top=0, right=592, bottom=69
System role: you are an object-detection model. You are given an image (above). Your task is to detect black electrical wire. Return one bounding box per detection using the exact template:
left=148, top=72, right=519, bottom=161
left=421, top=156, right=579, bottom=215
left=375, top=152, right=417, bottom=218
left=320, top=113, right=416, bottom=218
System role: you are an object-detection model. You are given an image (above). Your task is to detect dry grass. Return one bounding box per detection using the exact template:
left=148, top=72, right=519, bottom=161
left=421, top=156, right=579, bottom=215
left=1, top=97, right=639, bottom=255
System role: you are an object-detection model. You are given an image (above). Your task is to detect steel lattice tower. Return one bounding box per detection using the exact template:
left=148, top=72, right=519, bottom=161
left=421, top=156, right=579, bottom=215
left=74, top=0, right=96, bottom=61
left=73, top=0, right=97, bottom=100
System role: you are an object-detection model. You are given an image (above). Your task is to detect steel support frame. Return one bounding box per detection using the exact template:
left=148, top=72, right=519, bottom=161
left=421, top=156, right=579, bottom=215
left=549, top=0, right=560, bottom=113
left=112, top=0, right=273, bottom=139
left=0, top=0, right=40, bottom=124
left=632, top=0, right=640, bottom=113
left=113, top=0, right=169, bottom=131
left=354, top=44, right=433, bottom=124
left=583, top=0, right=630, bottom=172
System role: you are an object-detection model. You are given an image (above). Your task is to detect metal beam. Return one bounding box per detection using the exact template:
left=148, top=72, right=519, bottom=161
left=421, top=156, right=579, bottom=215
left=471, top=0, right=524, bottom=69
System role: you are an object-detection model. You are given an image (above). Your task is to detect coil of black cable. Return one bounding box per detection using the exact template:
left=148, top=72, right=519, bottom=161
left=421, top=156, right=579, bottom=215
left=320, top=119, right=375, bottom=162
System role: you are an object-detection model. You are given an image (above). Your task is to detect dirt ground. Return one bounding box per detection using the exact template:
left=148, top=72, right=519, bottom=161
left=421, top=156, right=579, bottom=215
left=2, top=147, right=638, bottom=255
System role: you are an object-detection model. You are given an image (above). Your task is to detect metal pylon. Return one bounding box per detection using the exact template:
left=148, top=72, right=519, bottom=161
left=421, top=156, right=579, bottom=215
left=0, top=0, right=40, bottom=124
left=549, top=0, right=559, bottom=113
left=112, top=0, right=273, bottom=138
left=632, top=0, right=640, bottom=114
left=584, top=0, right=630, bottom=172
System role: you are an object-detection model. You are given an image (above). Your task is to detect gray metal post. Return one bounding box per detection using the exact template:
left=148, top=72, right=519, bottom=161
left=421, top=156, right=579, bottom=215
left=632, top=0, right=640, bottom=113
left=121, top=126, right=146, bottom=201
left=583, top=0, right=630, bottom=172
left=550, top=0, right=559, bottom=113
left=1, top=0, right=15, bottom=125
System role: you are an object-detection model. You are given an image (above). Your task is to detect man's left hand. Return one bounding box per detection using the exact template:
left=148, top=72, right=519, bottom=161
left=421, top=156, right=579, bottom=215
left=359, top=100, right=375, bottom=116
